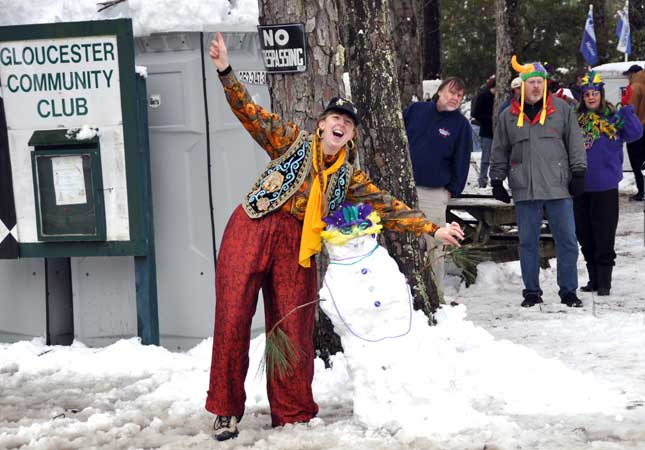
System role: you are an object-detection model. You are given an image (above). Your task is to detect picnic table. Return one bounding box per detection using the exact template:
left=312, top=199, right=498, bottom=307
left=446, top=194, right=556, bottom=283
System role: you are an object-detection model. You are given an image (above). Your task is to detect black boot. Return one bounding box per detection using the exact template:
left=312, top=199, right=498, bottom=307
left=521, top=292, right=543, bottom=308
left=596, top=265, right=613, bottom=296
left=561, top=292, right=583, bottom=307
left=580, top=264, right=597, bottom=292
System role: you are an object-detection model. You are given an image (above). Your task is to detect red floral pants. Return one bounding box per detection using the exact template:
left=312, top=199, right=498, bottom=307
left=205, top=205, right=319, bottom=426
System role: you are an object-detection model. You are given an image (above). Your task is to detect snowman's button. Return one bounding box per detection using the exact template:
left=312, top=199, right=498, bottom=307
left=361, top=268, right=369, bottom=275
left=374, top=300, right=381, bottom=307
left=368, top=286, right=375, bottom=292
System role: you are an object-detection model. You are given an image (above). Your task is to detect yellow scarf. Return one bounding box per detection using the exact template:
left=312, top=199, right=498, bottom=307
left=298, top=135, right=346, bottom=267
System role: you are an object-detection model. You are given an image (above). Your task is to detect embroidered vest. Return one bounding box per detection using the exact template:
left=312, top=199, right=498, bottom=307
left=242, top=131, right=354, bottom=219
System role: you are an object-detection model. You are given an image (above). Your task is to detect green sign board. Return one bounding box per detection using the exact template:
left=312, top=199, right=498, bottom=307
left=0, top=19, right=148, bottom=257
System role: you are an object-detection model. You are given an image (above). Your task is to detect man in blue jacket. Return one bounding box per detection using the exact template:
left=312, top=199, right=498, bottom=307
left=405, top=77, right=473, bottom=291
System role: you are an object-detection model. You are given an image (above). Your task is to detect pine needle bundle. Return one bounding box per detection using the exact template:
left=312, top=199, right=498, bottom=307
left=259, top=298, right=321, bottom=381
left=446, top=244, right=491, bottom=285
left=422, top=241, right=489, bottom=285
left=260, top=326, right=298, bottom=380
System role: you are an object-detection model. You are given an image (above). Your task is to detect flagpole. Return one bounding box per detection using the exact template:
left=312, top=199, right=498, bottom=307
left=626, top=0, right=629, bottom=62
left=590, top=4, right=593, bottom=69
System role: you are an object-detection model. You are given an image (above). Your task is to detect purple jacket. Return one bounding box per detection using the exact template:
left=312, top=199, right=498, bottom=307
left=584, top=105, right=643, bottom=192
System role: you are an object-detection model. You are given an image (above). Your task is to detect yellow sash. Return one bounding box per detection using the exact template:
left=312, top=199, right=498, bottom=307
left=298, top=136, right=346, bottom=267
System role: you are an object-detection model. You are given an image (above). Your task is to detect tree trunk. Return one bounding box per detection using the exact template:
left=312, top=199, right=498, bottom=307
left=631, top=0, right=645, bottom=29
left=343, top=0, right=440, bottom=317
left=591, top=0, right=609, bottom=64
left=258, top=0, right=344, bottom=364
left=422, top=0, right=441, bottom=80
left=390, top=0, right=423, bottom=106
left=630, top=0, right=645, bottom=60
left=494, top=0, right=519, bottom=121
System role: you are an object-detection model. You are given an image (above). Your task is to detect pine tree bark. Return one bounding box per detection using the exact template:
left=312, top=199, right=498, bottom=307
left=258, top=0, right=345, bottom=363
left=494, top=0, right=519, bottom=121
left=591, top=0, right=609, bottom=64
left=343, top=0, right=439, bottom=317
left=390, top=0, right=423, bottom=106
left=629, top=0, right=645, bottom=60
left=422, top=0, right=441, bottom=80
left=630, top=0, right=645, bottom=29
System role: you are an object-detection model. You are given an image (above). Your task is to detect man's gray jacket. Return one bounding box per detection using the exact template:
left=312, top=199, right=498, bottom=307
left=490, top=95, right=586, bottom=202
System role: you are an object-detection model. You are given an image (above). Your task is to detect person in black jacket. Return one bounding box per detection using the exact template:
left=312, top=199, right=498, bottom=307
left=472, top=75, right=496, bottom=187
left=569, top=71, right=585, bottom=104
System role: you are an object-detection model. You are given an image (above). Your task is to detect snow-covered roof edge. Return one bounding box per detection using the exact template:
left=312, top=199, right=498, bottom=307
left=0, top=0, right=259, bottom=37
left=592, top=61, right=645, bottom=75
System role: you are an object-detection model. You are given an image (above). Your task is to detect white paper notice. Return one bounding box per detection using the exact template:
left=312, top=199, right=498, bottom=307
left=52, top=156, right=87, bottom=206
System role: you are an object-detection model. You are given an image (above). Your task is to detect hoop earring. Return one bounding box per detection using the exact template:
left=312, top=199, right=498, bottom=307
left=346, top=139, right=355, bottom=151
left=316, top=127, right=324, bottom=138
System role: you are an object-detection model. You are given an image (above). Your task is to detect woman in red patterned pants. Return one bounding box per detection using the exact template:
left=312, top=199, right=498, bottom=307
left=206, top=32, right=464, bottom=441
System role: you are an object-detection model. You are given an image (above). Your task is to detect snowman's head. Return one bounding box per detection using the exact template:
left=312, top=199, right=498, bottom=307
left=321, top=203, right=382, bottom=256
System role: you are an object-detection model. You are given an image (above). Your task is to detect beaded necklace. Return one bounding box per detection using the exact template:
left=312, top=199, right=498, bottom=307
left=576, top=105, right=624, bottom=150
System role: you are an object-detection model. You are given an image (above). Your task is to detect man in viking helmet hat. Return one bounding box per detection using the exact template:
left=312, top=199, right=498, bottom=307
left=490, top=55, right=587, bottom=308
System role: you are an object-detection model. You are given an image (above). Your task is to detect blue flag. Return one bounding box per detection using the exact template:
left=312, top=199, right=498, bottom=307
left=616, top=7, right=631, bottom=55
left=580, top=5, right=599, bottom=66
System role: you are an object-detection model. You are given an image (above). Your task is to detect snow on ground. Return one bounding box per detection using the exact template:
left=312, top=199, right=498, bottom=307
left=1, top=190, right=645, bottom=449
left=443, top=193, right=645, bottom=449
left=3, top=3, right=644, bottom=449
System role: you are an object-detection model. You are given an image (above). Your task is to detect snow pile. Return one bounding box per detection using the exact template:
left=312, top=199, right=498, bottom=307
left=316, top=230, right=622, bottom=438
left=432, top=306, right=619, bottom=416
left=0, top=0, right=259, bottom=36
left=135, top=65, right=147, bottom=78
left=0, top=337, right=211, bottom=450
left=65, top=125, right=100, bottom=140
left=0, top=305, right=626, bottom=448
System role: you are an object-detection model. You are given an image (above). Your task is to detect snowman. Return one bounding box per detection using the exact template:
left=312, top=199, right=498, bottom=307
left=319, top=203, right=413, bottom=342
left=319, top=203, right=491, bottom=435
